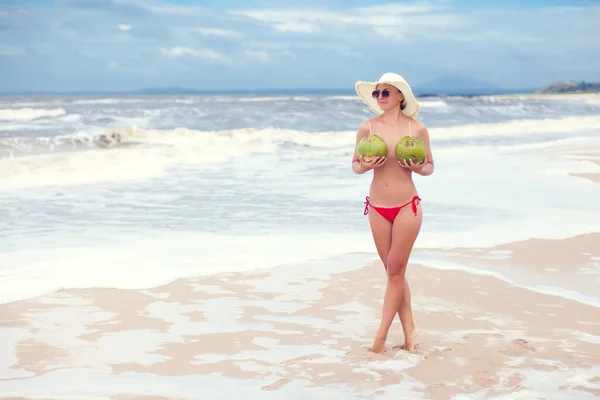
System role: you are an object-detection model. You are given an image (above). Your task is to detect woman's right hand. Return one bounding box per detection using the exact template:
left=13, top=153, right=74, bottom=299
left=359, top=155, right=386, bottom=170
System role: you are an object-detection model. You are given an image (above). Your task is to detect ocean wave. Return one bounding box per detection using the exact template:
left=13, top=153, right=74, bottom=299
left=420, top=100, right=448, bottom=108
left=0, top=107, right=66, bottom=122
left=0, top=127, right=133, bottom=155
left=238, top=96, right=287, bottom=102
left=0, top=126, right=353, bottom=158
left=0, top=113, right=82, bottom=134
left=70, top=98, right=148, bottom=105
left=1, top=114, right=598, bottom=190
left=0, top=124, right=356, bottom=189
left=2, top=114, right=598, bottom=158
left=321, top=96, right=358, bottom=101
left=0, top=126, right=282, bottom=190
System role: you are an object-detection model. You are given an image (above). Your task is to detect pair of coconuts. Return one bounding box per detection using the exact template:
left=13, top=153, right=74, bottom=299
left=356, top=133, right=427, bottom=165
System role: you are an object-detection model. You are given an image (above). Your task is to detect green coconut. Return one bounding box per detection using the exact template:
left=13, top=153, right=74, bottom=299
left=395, top=136, right=427, bottom=164
left=356, top=134, right=388, bottom=162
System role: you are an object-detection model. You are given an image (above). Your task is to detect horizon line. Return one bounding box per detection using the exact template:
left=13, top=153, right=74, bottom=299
left=0, top=87, right=540, bottom=97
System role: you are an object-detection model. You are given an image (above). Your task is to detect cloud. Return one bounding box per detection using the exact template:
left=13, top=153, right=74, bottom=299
left=160, top=46, right=223, bottom=60
left=113, top=0, right=210, bottom=16
left=195, top=28, right=242, bottom=38
left=0, top=0, right=598, bottom=92
left=228, top=4, right=459, bottom=39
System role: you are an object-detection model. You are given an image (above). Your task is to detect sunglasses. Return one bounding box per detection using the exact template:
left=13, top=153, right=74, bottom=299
left=371, top=89, right=394, bottom=99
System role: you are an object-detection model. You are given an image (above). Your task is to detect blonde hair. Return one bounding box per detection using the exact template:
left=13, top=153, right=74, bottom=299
left=400, top=98, right=407, bottom=110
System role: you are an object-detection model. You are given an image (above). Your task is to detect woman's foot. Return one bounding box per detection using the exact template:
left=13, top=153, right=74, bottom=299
left=403, top=326, right=419, bottom=352
left=371, top=335, right=387, bottom=353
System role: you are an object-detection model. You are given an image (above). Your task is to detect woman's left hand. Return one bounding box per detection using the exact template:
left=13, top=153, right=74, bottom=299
left=398, top=159, right=426, bottom=172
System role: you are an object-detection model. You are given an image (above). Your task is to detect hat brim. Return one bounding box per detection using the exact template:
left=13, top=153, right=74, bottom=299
left=355, top=79, right=421, bottom=118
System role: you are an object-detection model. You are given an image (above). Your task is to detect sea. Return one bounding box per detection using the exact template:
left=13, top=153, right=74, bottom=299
left=1, top=92, right=600, bottom=399
left=1, top=92, right=600, bottom=305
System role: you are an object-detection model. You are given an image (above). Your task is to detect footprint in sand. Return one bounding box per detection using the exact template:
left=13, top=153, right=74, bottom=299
left=504, top=372, right=526, bottom=388
left=499, top=338, right=537, bottom=356
left=344, top=349, right=393, bottom=362
left=421, top=346, right=455, bottom=359
left=413, top=340, right=461, bottom=359
left=392, top=343, right=422, bottom=353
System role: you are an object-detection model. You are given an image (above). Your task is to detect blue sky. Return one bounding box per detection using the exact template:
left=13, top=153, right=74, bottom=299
left=0, top=0, right=599, bottom=93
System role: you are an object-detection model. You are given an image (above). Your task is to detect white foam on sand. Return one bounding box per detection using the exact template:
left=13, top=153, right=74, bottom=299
left=0, top=367, right=430, bottom=400
left=481, top=366, right=600, bottom=400
left=0, top=253, right=424, bottom=399
left=2, top=256, right=596, bottom=399
left=573, top=331, right=600, bottom=344
left=410, top=256, right=600, bottom=308
left=0, top=231, right=377, bottom=304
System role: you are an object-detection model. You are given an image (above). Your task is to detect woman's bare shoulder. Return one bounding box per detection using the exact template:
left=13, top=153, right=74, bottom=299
left=411, top=119, right=429, bottom=137
left=356, top=117, right=378, bottom=135
left=359, top=116, right=379, bottom=127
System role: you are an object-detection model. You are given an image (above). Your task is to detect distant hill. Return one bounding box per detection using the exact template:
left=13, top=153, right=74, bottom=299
left=5, top=78, right=599, bottom=97
left=534, top=80, right=600, bottom=94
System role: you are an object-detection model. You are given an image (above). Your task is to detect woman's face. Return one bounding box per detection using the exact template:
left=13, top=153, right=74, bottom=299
left=372, top=83, right=404, bottom=113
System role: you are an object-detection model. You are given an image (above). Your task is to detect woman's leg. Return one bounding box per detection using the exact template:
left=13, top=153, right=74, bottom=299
left=368, top=209, right=416, bottom=343
left=371, top=205, right=422, bottom=353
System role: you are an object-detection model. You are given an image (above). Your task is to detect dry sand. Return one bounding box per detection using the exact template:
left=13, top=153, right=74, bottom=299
left=1, top=233, right=599, bottom=399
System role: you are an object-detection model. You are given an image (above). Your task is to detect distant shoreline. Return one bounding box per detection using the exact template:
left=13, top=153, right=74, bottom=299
left=0, top=91, right=597, bottom=97
left=0, top=89, right=537, bottom=97
left=488, top=91, right=600, bottom=98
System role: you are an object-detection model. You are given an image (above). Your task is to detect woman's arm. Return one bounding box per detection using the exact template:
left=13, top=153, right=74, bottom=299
left=351, top=120, right=371, bottom=175
left=414, top=122, right=435, bottom=176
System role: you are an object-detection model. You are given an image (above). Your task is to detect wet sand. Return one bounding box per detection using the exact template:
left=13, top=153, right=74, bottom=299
left=563, top=147, right=600, bottom=183
left=1, top=233, right=599, bottom=399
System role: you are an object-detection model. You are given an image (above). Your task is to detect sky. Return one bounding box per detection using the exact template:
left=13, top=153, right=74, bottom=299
left=0, top=0, right=599, bottom=93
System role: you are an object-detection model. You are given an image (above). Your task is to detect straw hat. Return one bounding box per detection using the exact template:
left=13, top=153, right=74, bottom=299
left=355, top=72, right=421, bottom=118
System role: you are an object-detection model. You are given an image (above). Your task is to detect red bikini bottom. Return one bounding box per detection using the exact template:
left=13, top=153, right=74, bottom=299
left=363, top=195, right=421, bottom=223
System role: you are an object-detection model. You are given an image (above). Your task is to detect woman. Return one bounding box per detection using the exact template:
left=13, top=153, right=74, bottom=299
left=351, top=72, right=434, bottom=353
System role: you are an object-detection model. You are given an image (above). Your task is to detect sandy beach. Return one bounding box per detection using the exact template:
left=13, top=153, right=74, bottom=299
left=1, top=229, right=599, bottom=399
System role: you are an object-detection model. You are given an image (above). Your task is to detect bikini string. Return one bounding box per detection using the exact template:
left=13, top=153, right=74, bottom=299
left=410, top=195, right=421, bottom=216
left=364, top=195, right=421, bottom=216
